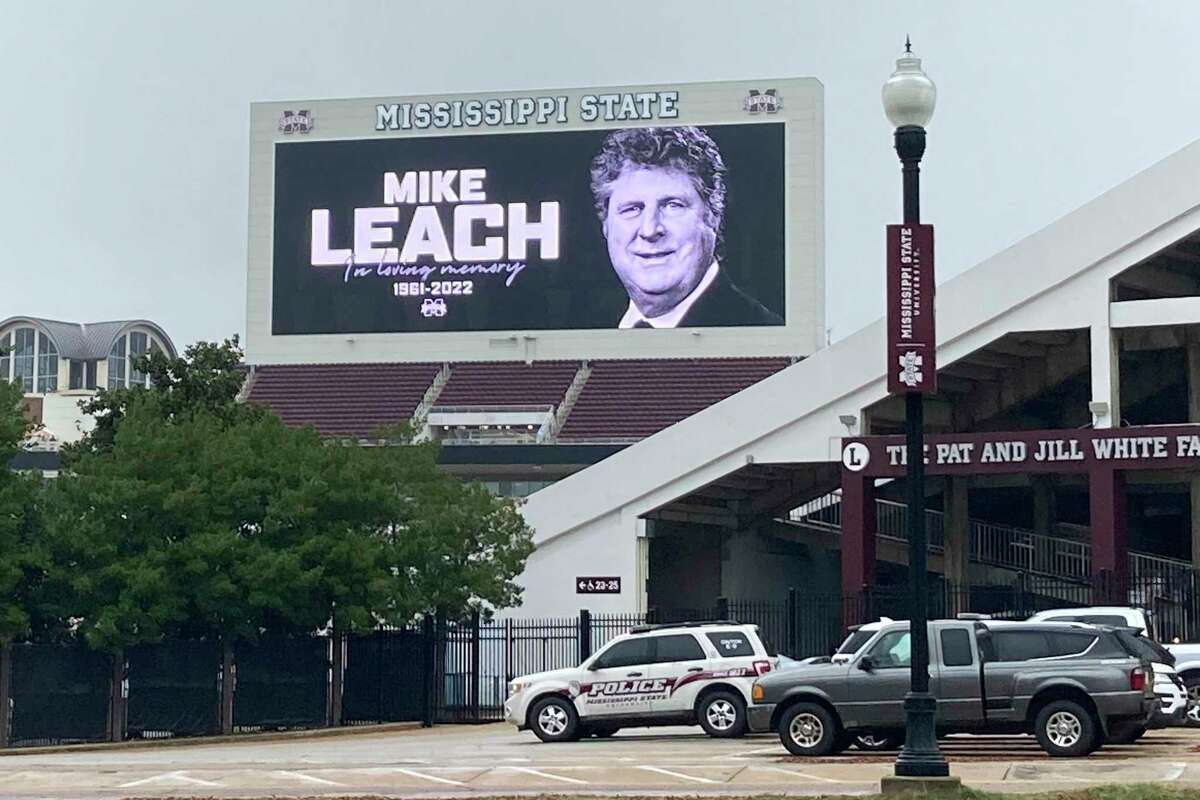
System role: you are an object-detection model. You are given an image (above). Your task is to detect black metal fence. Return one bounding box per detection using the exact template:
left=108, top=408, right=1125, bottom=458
left=9, top=644, right=109, bottom=746
left=5, top=570, right=1200, bottom=746
left=126, top=640, right=220, bottom=739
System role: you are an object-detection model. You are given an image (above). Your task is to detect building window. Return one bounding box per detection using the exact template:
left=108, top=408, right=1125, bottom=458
left=69, top=359, right=97, bottom=390
left=37, top=333, right=58, bottom=393
left=108, top=336, right=127, bottom=389
left=0, top=327, right=62, bottom=393
left=480, top=479, right=553, bottom=497
left=0, top=332, right=9, bottom=385
left=129, top=331, right=149, bottom=387
left=13, top=328, right=35, bottom=392
left=106, top=330, right=164, bottom=389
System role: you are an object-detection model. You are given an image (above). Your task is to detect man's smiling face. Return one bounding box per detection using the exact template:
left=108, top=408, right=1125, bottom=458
left=603, top=165, right=716, bottom=318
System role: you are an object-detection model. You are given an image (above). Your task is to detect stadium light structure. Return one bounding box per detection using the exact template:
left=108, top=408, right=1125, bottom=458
left=882, top=39, right=948, bottom=779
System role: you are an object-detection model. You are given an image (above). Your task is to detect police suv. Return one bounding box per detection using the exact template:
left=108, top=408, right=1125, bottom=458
left=504, top=622, right=775, bottom=742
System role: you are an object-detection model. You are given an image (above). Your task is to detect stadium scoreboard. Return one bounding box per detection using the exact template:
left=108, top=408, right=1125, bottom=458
left=246, top=78, right=823, bottom=364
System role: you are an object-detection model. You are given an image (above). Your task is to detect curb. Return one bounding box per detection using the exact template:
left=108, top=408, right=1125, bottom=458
left=0, top=720, right=425, bottom=756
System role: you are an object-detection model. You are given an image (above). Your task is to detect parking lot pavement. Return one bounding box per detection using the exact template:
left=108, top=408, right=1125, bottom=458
left=1, top=725, right=1199, bottom=798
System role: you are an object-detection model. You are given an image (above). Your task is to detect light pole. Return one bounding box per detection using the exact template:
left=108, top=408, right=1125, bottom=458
left=883, top=39, right=948, bottom=779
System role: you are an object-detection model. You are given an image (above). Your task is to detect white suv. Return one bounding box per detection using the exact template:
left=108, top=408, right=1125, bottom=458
left=504, top=622, right=775, bottom=742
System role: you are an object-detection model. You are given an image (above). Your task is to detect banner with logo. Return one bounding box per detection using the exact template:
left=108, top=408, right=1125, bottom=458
left=886, top=223, right=935, bottom=394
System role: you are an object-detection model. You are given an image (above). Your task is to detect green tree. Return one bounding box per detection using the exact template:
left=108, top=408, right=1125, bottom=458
left=48, top=338, right=536, bottom=730
left=63, top=336, right=246, bottom=464
left=0, top=379, right=44, bottom=644
left=0, top=379, right=48, bottom=747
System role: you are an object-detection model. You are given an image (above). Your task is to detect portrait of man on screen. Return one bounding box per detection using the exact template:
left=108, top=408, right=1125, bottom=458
left=589, top=126, right=782, bottom=329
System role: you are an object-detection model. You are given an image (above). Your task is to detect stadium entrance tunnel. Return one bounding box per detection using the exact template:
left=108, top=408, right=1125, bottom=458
left=642, top=461, right=841, bottom=613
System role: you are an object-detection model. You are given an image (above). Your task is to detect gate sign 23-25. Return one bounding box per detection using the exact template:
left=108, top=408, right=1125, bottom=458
left=576, top=576, right=621, bottom=594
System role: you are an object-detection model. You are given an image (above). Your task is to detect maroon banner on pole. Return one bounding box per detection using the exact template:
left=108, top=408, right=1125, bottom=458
left=886, top=223, right=936, bottom=395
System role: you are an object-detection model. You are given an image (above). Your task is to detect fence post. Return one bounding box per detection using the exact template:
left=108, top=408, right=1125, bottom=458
left=421, top=615, right=435, bottom=727
left=469, top=610, right=480, bottom=722
left=786, top=588, right=797, bottom=658
left=0, top=641, right=11, bottom=748
left=107, top=648, right=126, bottom=743
left=716, top=596, right=729, bottom=621
left=1016, top=571, right=1029, bottom=616
left=578, top=609, right=592, bottom=664
left=329, top=615, right=344, bottom=728
left=504, top=618, right=513, bottom=688
left=219, top=639, right=235, bottom=735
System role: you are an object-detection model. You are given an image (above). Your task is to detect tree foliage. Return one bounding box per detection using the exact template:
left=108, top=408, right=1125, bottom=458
left=43, top=339, right=535, bottom=650
left=63, top=336, right=247, bottom=464
left=0, top=379, right=45, bottom=644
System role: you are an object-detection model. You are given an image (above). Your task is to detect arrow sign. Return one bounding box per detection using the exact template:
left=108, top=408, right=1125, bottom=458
left=576, top=576, right=621, bottom=594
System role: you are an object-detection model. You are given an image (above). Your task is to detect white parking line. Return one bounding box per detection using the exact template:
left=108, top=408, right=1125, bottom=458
left=505, top=766, right=589, bottom=784
left=1166, top=763, right=1188, bottom=781
left=735, top=745, right=784, bottom=757
left=750, top=765, right=846, bottom=783
left=0, top=773, right=39, bottom=784
left=390, top=767, right=467, bottom=786
left=120, top=771, right=222, bottom=788
left=273, top=770, right=345, bottom=786
left=638, top=765, right=719, bottom=784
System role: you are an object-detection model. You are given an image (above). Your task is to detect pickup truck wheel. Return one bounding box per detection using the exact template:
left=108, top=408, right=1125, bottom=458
left=529, top=696, right=580, bottom=743
left=698, top=691, right=748, bottom=738
left=1034, top=700, right=1095, bottom=757
left=779, top=703, right=838, bottom=756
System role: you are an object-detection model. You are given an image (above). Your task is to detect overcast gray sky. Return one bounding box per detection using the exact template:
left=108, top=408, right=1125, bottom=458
left=3, top=1, right=1199, bottom=350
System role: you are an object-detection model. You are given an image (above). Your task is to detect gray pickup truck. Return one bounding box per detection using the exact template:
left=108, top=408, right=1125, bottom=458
left=748, top=619, right=1155, bottom=757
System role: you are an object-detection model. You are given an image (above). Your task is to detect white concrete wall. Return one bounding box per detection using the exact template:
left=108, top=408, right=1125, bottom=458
left=37, top=391, right=95, bottom=444
left=512, top=507, right=641, bottom=616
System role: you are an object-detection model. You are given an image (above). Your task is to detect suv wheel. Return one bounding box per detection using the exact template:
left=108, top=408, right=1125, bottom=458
left=1185, top=676, right=1200, bottom=727
left=779, top=702, right=839, bottom=756
left=529, top=696, right=580, bottom=743
left=698, top=691, right=748, bottom=738
left=1034, top=700, right=1095, bottom=757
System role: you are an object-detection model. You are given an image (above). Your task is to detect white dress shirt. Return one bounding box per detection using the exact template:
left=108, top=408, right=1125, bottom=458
left=618, top=261, right=720, bottom=329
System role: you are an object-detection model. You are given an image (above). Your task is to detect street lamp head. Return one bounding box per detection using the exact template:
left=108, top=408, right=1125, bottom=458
left=882, top=39, right=937, bottom=130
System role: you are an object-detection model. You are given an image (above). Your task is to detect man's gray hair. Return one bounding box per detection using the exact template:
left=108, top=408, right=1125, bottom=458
left=589, top=126, right=727, bottom=238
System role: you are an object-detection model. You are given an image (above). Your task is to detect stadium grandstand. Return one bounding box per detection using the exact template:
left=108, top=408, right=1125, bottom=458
left=244, top=357, right=796, bottom=488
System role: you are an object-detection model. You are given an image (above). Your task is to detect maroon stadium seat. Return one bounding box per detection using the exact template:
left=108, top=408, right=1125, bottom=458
left=557, top=358, right=791, bottom=442
left=434, top=361, right=579, bottom=408
left=246, top=362, right=442, bottom=438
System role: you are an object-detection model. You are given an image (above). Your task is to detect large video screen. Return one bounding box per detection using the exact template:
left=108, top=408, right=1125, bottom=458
left=271, top=123, right=785, bottom=334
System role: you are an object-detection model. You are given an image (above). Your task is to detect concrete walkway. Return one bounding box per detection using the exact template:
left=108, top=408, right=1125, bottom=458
left=0, top=724, right=1196, bottom=797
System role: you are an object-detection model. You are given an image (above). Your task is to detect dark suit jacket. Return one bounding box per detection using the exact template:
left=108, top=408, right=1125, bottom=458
left=677, top=272, right=783, bottom=327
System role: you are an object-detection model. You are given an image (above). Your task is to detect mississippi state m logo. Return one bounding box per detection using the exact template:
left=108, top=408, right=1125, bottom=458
left=278, top=109, right=314, bottom=134
left=744, top=89, right=781, bottom=114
